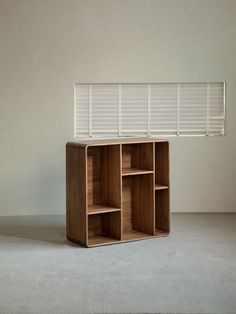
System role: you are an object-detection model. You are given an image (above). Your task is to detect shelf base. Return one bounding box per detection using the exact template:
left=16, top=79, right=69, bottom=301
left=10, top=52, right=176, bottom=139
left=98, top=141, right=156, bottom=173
left=88, top=204, right=121, bottom=215
left=88, top=235, right=120, bottom=247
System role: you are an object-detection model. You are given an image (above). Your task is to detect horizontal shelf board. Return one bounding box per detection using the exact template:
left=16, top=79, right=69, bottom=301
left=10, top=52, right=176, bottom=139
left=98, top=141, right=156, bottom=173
left=155, top=229, right=169, bottom=237
left=88, top=204, right=121, bottom=215
left=155, top=184, right=169, bottom=190
left=88, top=235, right=120, bottom=247
left=87, top=230, right=169, bottom=247
left=122, top=168, right=154, bottom=176
left=122, top=230, right=151, bottom=241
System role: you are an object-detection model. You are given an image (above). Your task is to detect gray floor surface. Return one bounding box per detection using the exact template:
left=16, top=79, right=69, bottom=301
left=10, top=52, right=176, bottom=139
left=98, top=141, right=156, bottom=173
left=0, top=213, right=236, bottom=314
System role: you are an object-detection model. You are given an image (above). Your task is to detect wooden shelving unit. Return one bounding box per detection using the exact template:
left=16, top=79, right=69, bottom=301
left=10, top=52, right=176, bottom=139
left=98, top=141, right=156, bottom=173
left=66, top=138, right=170, bottom=247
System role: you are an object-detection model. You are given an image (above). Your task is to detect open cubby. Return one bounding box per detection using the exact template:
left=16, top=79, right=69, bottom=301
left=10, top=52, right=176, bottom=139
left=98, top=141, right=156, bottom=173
left=88, top=212, right=121, bottom=246
left=87, top=145, right=121, bottom=213
left=66, top=138, right=170, bottom=247
left=155, top=142, right=169, bottom=189
left=122, top=174, right=154, bottom=240
left=155, top=189, right=170, bottom=236
left=122, top=143, right=154, bottom=175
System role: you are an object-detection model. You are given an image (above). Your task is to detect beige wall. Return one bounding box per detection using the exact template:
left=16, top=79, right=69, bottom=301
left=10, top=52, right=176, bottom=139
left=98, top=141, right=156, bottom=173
left=0, top=0, right=236, bottom=215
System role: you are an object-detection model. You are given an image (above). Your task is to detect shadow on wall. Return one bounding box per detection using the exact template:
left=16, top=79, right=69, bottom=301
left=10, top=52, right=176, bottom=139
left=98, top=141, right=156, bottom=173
left=0, top=215, right=83, bottom=248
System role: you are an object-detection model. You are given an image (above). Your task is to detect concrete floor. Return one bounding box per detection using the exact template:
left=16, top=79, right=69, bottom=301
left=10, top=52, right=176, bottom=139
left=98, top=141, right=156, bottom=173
left=0, top=214, right=236, bottom=314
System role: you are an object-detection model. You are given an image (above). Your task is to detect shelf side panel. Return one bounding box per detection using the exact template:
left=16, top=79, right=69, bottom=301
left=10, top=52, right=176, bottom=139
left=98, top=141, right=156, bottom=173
left=155, top=141, right=170, bottom=233
left=66, top=145, right=87, bottom=245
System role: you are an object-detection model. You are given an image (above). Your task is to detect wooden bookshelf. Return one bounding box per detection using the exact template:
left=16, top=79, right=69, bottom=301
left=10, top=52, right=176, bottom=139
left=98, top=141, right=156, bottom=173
left=66, top=138, right=170, bottom=247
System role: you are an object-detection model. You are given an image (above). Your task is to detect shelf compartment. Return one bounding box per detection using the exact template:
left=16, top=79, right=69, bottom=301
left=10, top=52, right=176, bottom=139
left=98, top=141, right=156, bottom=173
left=88, top=211, right=121, bottom=246
left=155, top=184, right=168, bottom=190
left=155, top=189, right=170, bottom=233
left=122, top=168, right=153, bottom=176
left=155, top=142, right=169, bottom=187
left=88, top=204, right=121, bottom=215
left=122, top=174, right=154, bottom=237
left=87, top=144, right=121, bottom=209
left=122, top=143, right=154, bottom=174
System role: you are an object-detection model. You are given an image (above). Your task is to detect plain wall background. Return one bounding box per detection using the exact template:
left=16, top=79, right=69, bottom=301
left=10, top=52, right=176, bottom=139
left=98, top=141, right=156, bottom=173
left=0, top=0, right=236, bottom=215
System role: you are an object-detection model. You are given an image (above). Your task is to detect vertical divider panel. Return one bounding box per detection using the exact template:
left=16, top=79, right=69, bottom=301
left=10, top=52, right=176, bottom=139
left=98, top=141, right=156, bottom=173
left=66, top=144, right=87, bottom=246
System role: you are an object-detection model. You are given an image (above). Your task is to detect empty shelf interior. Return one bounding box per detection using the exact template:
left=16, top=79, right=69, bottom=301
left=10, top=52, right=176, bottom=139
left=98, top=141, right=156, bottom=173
left=87, top=145, right=121, bottom=209
left=155, top=142, right=169, bottom=187
left=88, top=211, right=121, bottom=245
left=122, top=175, right=154, bottom=237
left=155, top=189, right=170, bottom=233
left=122, top=143, right=154, bottom=173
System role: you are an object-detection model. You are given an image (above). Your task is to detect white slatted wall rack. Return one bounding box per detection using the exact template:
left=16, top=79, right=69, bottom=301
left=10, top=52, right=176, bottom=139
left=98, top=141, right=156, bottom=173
left=74, top=82, right=225, bottom=137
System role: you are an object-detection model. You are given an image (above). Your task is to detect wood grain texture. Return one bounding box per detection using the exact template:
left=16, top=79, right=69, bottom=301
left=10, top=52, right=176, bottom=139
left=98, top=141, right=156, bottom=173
left=155, top=189, right=170, bottom=232
left=122, top=176, right=133, bottom=233
left=87, top=145, right=121, bottom=208
left=88, top=212, right=121, bottom=246
left=122, top=143, right=154, bottom=171
left=66, top=139, right=170, bottom=247
left=87, top=146, right=101, bottom=205
left=101, top=145, right=121, bottom=208
left=66, top=144, right=87, bottom=245
left=87, top=144, right=122, bottom=245
left=122, top=174, right=154, bottom=237
left=155, top=142, right=169, bottom=186
left=133, top=174, right=155, bottom=235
